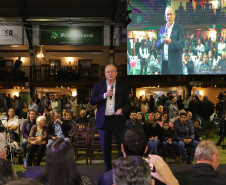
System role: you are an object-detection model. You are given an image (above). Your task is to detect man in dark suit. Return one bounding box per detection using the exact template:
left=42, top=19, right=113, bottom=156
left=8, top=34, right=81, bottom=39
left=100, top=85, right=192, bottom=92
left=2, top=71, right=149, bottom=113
left=175, top=141, right=226, bottom=185
left=90, top=64, right=131, bottom=171
left=156, top=6, right=184, bottom=75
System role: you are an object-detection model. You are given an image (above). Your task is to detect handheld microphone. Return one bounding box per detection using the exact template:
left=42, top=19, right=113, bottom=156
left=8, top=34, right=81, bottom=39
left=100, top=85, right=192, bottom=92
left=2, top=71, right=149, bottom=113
left=110, top=84, right=114, bottom=100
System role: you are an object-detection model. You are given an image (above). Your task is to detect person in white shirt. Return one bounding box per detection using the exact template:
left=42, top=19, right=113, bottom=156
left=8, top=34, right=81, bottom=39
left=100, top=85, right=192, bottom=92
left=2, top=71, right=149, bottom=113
left=2, top=108, right=19, bottom=142
left=139, top=39, right=150, bottom=75
left=218, top=37, right=226, bottom=57
left=28, top=98, right=38, bottom=113
left=50, top=95, right=58, bottom=112
left=194, top=39, right=205, bottom=57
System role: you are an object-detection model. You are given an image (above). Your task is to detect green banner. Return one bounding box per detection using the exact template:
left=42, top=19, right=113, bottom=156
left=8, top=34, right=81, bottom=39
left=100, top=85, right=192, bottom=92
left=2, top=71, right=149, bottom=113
left=40, top=26, right=103, bottom=45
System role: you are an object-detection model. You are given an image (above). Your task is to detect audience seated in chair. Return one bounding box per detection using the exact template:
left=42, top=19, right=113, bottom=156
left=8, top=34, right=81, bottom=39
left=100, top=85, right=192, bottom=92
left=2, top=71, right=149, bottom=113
left=21, top=110, right=37, bottom=154
left=75, top=110, right=89, bottom=124
left=174, top=113, right=199, bottom=164
left=27, top=116, right=48, bottom=167
left=46, top=111, right=71, bottom=155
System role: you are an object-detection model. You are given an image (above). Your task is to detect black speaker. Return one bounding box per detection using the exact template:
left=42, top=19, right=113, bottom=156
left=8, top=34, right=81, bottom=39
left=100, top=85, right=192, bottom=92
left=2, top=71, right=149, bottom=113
left=77, top=88, right=89, bottom=104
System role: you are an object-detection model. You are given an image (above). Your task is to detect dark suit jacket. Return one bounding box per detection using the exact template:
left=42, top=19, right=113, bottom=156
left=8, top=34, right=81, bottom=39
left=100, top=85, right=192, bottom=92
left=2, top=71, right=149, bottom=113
left=47, top=121, right=71, bottom=139
left=90, top=80, right=131, bottom=129
left=156, top=22, right=184, bottom=74
left=174, top=163, right=226, bottom=185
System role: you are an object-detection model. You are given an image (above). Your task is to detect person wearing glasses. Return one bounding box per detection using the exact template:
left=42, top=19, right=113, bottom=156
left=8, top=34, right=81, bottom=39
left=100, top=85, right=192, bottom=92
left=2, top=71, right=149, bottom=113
left=156, top=6, right=184, bottom=75
left=90, top=64, right=131, bottom=171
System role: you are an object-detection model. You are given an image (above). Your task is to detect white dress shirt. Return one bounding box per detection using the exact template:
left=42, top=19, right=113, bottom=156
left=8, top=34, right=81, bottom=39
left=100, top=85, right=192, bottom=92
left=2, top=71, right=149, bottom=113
left=163, top=22, right=175, bottom=61
left=104, top=80, right=116, bottom=116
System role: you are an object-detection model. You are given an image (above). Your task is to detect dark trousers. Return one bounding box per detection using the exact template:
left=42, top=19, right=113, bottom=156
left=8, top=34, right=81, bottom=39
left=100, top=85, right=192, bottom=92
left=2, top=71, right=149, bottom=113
left=162, top=60, right=170, bottom=75
left=28, top=144, right=46, bottom=166
left=140, top=58, right=147, bottom=75
left=99, top=116, right=126, bottom=171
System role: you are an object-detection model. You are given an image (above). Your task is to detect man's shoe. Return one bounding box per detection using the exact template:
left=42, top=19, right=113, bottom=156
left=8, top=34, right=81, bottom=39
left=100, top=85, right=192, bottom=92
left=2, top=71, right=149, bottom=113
left=216, top=142, right=221, bottom=146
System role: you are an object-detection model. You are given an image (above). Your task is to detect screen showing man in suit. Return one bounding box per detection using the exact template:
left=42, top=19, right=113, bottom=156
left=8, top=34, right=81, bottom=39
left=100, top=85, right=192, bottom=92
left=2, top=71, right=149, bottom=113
left=90, top=64, right=131, bottom=171
left=127, top=1, right=226, bottom=75
left=156, top=6, right=184, bottom=75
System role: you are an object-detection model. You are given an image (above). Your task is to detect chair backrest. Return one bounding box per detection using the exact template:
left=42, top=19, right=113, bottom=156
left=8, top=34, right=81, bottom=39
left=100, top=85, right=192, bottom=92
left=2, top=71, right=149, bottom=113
left=74, top=127, right=89, bottom=145
left=76, top=123, right=88, bottom=129
left=90, top=127, right=101, bottom=147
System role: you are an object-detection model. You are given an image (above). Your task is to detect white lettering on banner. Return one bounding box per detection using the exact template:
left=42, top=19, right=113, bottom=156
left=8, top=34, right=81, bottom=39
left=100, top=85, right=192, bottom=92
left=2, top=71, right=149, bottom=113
left=60, top=32, right=94, bottom=38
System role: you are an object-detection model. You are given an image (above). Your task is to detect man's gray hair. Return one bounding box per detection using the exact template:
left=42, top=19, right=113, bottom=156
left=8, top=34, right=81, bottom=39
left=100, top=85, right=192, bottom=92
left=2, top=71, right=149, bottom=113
left=105, top=64, right=117, bottom=72
left=194, top=141, right=219, bottom=161
left=165, top=6, right=175, bottom=14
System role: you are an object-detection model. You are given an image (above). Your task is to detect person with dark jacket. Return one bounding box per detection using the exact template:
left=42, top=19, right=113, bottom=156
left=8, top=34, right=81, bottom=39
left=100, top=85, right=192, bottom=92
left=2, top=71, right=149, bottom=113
left=200, top=96, right=214, bottom=128
left=189, top=95, right=201, bottom=121
left=21, top=110, right=37, bottom=153
left=143, top=112, right=161, bottom=154
left=126, top=111, right=143, bottom=130
left=46, top=111, right=71, bottom=155
left=161, top=121, right=178, bottom=163
left=174, top=113, right=199, bottom=164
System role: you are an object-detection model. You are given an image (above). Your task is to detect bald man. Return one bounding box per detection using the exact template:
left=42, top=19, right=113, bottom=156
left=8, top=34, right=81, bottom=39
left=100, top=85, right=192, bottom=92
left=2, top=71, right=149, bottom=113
left=75, top=110, right=89, bottom=124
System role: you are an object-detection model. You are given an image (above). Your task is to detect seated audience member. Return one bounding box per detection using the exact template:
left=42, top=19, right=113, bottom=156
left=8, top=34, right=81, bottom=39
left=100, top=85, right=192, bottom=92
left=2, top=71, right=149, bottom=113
left=175, top=141, right=226, bottom=185
left=157, top=105, right=164, bottom=114
left=137, top=105, right=149, bottom=122
left=126, top=111, right=143, bottom=130
left=99, top=129, right=148, bottom=185
left=0, top=158, right=18, bottom=184
left=61, top=109, right=67, bottom=120
left=88, top=108, right=97, bottom=128
left=143, top=112, right=161, bottom=154
left=161, top=121, right=179, bottom=163
left=28, top=98, right=38, bottom=114
left=194, top=120, right=202, bottom=142
left=64, top=111, right=76, bottom=130
left=39, top=139, right=93, bottom=185
left=2, top=108, right=19, bottom=142
left=174, top=109, right=186, bottom=121
left=113, top=156, right=151, bottom=185
left=6, top=178, right=42, bottom=185
left=157, top=111, right=174, bottom=128
left=75, top=110, right=89, bottom=124
left=174, top=113, right=199, bottom=164
left=27, top=116, right=48, bottom=167
left=187, top=111, right=193, bottom=122
left=137, top=113, right=146, bottom=125
left=46, top=111, right=71, bottom=155
left=154, top=111, right=161, bottom=121
left=0, top=133, right=6, bottom=159
left=199, top=53, right=211, bottom=71
left=21, top=110, right=37, bottom=154
left=168, top=97, right=179, bottom=121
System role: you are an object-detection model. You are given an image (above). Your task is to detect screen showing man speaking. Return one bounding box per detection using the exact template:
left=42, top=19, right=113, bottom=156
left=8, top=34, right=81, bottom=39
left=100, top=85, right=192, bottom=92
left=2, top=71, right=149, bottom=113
left=127, top=0, right=226, bottom=75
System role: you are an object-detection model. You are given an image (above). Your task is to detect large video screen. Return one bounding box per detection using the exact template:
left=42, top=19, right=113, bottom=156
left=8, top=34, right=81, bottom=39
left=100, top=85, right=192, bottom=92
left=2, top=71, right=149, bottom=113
left=127, top=0, right=226, bottom=75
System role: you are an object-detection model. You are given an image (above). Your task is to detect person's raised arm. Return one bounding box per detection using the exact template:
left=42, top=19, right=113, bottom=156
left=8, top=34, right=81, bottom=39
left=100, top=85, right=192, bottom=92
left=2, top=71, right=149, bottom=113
left=149, top=154, right=179, bottom=185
